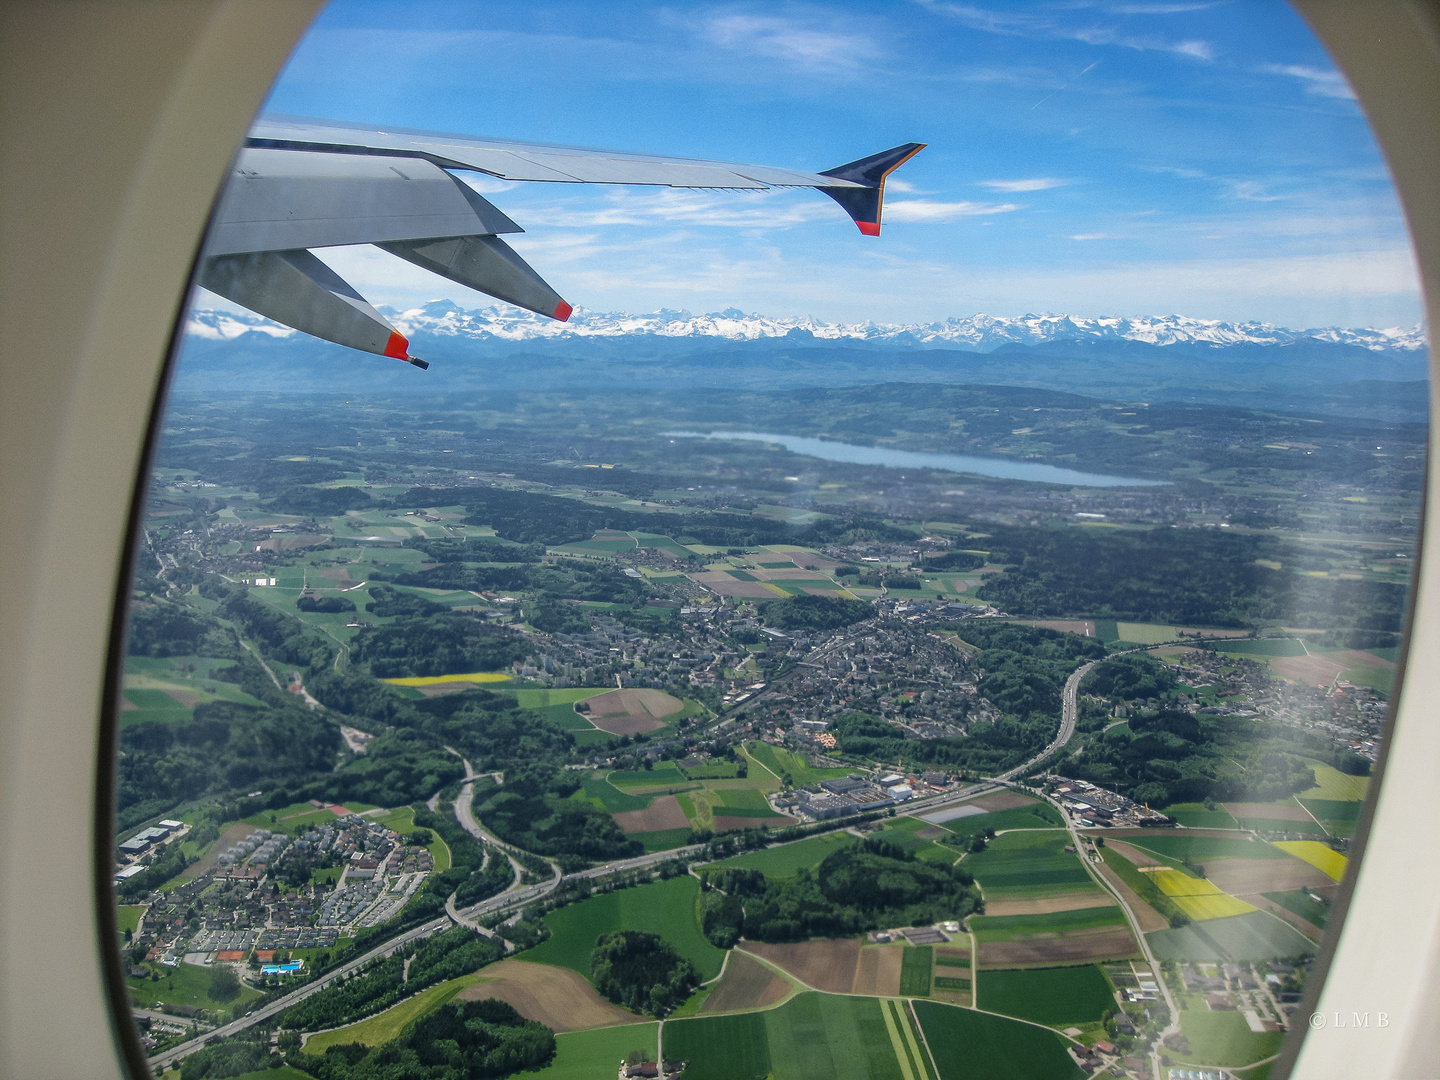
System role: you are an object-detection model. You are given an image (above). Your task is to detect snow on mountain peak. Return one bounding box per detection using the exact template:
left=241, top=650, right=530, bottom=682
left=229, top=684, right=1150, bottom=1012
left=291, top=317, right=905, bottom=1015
left=186, top=304, right=1427, bottom=352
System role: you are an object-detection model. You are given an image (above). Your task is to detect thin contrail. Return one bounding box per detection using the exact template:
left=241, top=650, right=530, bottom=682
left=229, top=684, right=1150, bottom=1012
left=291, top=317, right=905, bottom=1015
left=1031, top=61, right=1100, bottom=109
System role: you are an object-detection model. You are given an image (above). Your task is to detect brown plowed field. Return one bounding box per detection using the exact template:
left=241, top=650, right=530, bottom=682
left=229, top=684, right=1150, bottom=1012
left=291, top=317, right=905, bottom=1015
left=985, top=892, right=1114, bottom=917
left=1205, top=857, right=1333, bottom=895
left=1329, top=649, right=1395, bottom=669
left=611, top=795, right=690, bottom=834
left=935, top=947, right=970, bottom=968
left=978, top=928, right=1139, bottom=968
left=583, top=688, right=682, bottom=735
left=1223, top=802, right=1313, bottom=822
left=742, top=939, right=861, bottom=993
left=850, top=946, right=903, bottom=996
left=458, top=960, right=640, bottom=1032
left=972, top=791, right=1039, bottom=812
left=688, top=573, right=780, bottom=599
left=714, top=814, right=797, bottom=833
left=1269, top=654, right=1346, bottom=686
left=164, top=688, right=200, bottom=707
left=1108, top=841, right=1160, bottom=867
left=1092, top=861, right=1168, bottom=934
left=701, top=951, right=790, bottom=1013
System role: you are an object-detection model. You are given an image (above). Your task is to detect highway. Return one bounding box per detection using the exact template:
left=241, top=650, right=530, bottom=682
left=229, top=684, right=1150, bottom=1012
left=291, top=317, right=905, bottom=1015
left=149, top=652, right=1097, bottom=1069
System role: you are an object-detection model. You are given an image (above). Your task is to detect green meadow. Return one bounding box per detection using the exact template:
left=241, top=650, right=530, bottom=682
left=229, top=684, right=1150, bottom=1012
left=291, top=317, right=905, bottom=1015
left=913, top=1001, right=1082, bottom=1080
left=705, top=832, right=861, bottom=880
left=963, top=831, right=1095, bottom=899
left=979, top=966, right=1116, bottom=1027
left=663, top=992, right=919, bottom=1080
left=525, top=875, right=724, bottom=981
left=970, top=906, right=1127, bottom=943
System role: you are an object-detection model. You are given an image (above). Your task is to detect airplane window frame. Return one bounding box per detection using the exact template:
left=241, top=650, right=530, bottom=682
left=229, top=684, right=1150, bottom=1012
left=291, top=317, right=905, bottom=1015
left=1, top=3, right=1434, bottom=1078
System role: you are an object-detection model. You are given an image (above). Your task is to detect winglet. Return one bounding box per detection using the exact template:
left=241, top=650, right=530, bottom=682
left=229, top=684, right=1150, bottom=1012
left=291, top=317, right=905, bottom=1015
left=818, top=143, right=925, bottom=236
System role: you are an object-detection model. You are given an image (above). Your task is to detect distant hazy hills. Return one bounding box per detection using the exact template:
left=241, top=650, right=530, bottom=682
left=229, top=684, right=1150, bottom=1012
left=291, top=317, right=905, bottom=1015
left=176, top=304, right=1429, bottom=420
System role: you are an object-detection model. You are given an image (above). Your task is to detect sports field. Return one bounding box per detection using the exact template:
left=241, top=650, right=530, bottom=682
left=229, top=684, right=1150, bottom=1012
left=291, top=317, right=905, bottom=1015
left=525, top=875, right=724, bottom=980
left=979, top=965, right=1115, bottom=1027
left=706, top=832, right=860, bottom=880
left=1146, top=911, right=1316, bottom=962
left=663, top=992, right=928, bottom=1080
left=912, top=1001, right=1083, bottom=1080
left=964, top=831, right=1095, bottom=900
left=526, top=1022, right=659, bottom=1080
left=1147, top=869, right=1256, bottom=921
left=1273, top=841, right=1348, bottom=882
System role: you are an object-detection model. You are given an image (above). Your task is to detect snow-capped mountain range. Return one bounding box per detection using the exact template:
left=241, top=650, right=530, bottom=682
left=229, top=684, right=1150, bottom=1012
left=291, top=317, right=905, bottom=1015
left=187, top=302, right=1427, bottom=353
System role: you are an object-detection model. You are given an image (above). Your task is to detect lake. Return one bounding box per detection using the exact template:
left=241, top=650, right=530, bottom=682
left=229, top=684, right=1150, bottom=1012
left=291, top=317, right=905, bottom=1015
left=663, top=431, right=1169, bottom=488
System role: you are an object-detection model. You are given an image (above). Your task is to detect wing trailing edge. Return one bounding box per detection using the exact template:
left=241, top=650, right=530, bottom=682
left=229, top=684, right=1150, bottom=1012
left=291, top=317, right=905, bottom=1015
left=197, top=120, right=924, bottom=364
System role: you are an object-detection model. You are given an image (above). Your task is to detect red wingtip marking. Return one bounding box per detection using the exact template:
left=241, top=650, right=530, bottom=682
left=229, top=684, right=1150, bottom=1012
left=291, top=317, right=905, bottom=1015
left=857, top=221, right=881, bottom=236
left=553, top=301, right=573, bottom=322
left=383, top=331, right=410, bottom=360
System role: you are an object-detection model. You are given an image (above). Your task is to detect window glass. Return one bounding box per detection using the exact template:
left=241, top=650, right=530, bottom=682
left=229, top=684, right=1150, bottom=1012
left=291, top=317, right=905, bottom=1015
left=111, top=3, right=1422, bottom=1078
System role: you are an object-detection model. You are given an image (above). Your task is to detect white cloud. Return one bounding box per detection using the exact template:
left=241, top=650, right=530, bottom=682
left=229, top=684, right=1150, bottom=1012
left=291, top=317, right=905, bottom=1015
left=979, top=178, right=1069, bottom=192
left=1260, top=62, right=1356, bottom=100
left=1068, top=233, right=1120, bottom=240
left=703, top=13, right=881, bottom=71
left=1230, top=180, right=1288, bottom=202
left=921, top=2, right=1213, bottom=60
left=885, top=199, right=1024, bottom=221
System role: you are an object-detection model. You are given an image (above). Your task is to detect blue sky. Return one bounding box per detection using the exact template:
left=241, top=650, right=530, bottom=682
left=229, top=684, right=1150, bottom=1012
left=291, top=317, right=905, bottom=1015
left=259, top=0, right=1422, bottom=328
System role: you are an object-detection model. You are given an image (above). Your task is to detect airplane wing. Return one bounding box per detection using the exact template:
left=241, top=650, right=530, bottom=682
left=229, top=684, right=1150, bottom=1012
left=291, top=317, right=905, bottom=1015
left=199, top=116, right=924, bottom=367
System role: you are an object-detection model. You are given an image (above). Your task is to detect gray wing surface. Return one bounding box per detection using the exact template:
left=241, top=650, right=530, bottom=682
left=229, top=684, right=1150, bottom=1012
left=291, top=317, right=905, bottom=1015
left=199, top=115, right=923, bottom=365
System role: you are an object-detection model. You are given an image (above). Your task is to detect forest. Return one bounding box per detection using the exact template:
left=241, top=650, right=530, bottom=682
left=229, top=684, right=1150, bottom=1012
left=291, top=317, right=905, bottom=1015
left=974, top=523, right=1407, bottom=630
left=296, top=999, right=556, bottom=1080
left=719, top=838, right=982, bottom=942
left=590, top=930, right=699, bottom=1017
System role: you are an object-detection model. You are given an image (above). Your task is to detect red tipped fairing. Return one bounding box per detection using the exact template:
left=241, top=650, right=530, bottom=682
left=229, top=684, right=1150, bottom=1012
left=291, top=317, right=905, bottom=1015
left=198, top=118, right=924, bottom=365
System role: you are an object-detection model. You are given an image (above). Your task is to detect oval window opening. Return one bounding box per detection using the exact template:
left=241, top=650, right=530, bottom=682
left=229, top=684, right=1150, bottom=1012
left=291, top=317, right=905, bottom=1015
left=107, top=3, right=1423, bottom=1079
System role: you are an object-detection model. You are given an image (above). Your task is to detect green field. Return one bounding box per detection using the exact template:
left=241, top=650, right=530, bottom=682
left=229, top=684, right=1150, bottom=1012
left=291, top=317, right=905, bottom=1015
left=525, top=1022, right=659, bottom=1080
left=1297, top=762, right=1370, bottom=801
left=1229, top=813, right=1325, bottom=835
left=1263, top=889, right=1330, bottom=930
left=969, top=906, right=1127, bottom=943
left=1162, top=803, right=1240, bottom=829
left=633, top=828, right=694, bottom=853
left=606, top=761, right=694, bottom=792
left=979, top=966, right=1115, bottom=1027
left=706, top=832, right=860, bottom=880
left=934, top=976, right=970, bottom=991
left=1094, top=621, right=1119, bottom=643
left=682, top=760, right=744, bottom=779
left=664, top=992, right=918, bottom=1080
left=913, top=1001, right=1082, bottom=1080
left=117, top=905, right=145, bottom=936
left=745, top=742, right=852, bottom=787
left=1297, top=797, right=1363, bottom=838
left=963, top=831, right=1095, bottom=899
left=575, top=774, right=655, bottom=814
left=1121, top=835, right=1288, bottom=863
left=214, top=1068, right=312, bottom=1080
left=525, top=875, right=724, bottom=980
left=1176, top=1008, right=1285, bottom=1067
left=126, top=960, right=264, bottom=1016
left=930, top=803, right=1065, bottom=839
left=1147, top=911, right=1316, bottom=962
left=1115, top=622, right=1179, bottom=645
left=900, top=947, right=933, bottom=997
left=301, top=973, right=484, bottom=1054
left=1216, top=638, right=1307, bottom=657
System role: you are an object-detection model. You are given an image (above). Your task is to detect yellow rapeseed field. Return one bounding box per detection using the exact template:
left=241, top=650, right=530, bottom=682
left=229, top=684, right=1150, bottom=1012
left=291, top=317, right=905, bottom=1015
left=1274, top=841, right=1349, bottom=882
left=381, top=672, right=512, bottom=686
left=1148, top=868, right=1256, bottom=921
